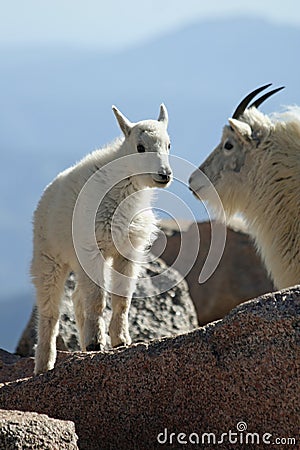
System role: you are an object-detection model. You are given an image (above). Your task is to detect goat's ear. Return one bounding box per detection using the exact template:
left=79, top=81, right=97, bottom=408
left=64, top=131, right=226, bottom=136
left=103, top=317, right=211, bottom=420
left=158, top=103, right=168, bottom=127
left=228, top=118, right=252, bottom=142
left=112, top=106, right=133, bottom=137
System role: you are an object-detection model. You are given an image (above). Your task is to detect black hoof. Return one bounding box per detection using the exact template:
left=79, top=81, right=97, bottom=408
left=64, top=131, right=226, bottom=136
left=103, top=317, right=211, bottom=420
left=86, top=343, right=104, bottom=352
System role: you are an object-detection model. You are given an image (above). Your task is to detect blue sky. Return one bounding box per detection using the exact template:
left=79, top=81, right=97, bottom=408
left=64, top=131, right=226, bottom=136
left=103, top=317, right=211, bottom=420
left=1, top=0, right=300, bottom=50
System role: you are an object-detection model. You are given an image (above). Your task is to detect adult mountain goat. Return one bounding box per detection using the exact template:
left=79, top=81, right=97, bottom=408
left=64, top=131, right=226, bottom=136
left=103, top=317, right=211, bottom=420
left=189, top=84, right=300, bottom=289
left=31, top=104, right=172, bottom=374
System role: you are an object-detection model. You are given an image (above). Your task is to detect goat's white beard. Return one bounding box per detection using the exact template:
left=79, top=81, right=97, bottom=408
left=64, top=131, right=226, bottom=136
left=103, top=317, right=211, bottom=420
left=194, top=185, right=227, bottom=224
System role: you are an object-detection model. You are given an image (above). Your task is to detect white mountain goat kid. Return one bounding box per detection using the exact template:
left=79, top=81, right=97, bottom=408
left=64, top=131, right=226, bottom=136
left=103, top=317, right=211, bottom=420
left=31, top=104, right=172, bottom=374
left=189, top=84, right=300, bottom=289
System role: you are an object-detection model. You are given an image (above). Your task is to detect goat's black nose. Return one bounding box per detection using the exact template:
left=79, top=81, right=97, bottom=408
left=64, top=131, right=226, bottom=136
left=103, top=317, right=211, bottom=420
left=157, top=168, right=172, bottom=183
left=158, top=173, right=170, bottom=182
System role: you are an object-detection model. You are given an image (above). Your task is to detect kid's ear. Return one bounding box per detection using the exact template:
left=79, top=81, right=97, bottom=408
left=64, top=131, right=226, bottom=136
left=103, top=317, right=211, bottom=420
left=158, top=103, right=168, bottom=127
left=228, top=118, right=252, bottom=142
left=112, top=106, right=133, bottom=137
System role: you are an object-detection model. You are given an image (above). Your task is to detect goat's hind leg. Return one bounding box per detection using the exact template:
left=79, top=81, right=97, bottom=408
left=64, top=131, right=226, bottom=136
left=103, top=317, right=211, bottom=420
left=109, top=254, right=140, bottom=348
left=74, top=268, right=107, bottom=351
left=32, top=254, right=68, bottom=374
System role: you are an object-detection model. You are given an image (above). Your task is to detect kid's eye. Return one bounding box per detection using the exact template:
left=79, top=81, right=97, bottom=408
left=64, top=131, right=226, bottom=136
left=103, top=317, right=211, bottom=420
left=137, top=144, right=145, bottom=153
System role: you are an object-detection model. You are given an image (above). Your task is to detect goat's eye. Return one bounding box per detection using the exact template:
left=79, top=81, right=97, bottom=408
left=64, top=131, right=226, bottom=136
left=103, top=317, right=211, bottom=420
left=224, top=141, right=234, bottom=151
left=168, top=143, right=171, bottom=150
left=137, top=144, right=145, bottom=153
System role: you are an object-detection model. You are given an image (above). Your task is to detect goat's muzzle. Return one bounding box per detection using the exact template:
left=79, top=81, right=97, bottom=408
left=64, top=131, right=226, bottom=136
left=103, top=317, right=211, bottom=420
left=153, top=168, right=172, bottom=185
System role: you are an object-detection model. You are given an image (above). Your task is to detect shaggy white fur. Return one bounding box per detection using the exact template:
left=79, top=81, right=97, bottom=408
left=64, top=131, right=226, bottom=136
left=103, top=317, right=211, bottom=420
left=31, top=105, right=172, bottom=374
left=189, top=105, right=300, bottom=290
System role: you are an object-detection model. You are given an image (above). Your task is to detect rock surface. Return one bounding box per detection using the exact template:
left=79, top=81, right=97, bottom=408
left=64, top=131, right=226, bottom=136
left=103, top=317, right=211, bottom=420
left=0, top=409, right=78, bottom=449
left=152, top=221, right=274, bottom=325
left=1, top=287, right=299, bottom=450
left=16, top=259, right=198, bottom=357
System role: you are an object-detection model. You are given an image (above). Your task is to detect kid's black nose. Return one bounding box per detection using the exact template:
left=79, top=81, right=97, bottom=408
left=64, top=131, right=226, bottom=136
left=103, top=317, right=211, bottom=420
left=157, top=173, right=170, bottom=182
left=157, top=168, right=172, bottom=183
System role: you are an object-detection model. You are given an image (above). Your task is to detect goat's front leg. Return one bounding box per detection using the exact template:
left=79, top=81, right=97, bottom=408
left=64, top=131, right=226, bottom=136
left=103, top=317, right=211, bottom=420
left=109, top=254, right=140, bottom=348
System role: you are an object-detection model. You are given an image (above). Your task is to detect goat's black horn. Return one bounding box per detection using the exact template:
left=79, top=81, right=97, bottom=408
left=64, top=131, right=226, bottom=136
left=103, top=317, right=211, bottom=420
left=232, top=83, right=272, bottom=119
left=249, top=86, right=285, bottom=109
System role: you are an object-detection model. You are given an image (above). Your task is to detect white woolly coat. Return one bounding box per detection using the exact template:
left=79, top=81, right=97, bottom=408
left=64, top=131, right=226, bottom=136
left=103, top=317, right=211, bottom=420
left=31, top=139, right=156, bottom=281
